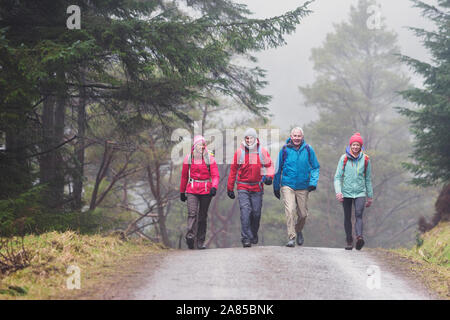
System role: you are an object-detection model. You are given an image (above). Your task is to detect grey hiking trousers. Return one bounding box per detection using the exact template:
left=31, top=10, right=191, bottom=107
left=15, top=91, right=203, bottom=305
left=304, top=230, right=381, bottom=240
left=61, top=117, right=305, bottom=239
left=343, top=197, right=366, bottom=242
left=238, top=190, right=263, bottom=244
left=186, top=193, right=212, bottom=247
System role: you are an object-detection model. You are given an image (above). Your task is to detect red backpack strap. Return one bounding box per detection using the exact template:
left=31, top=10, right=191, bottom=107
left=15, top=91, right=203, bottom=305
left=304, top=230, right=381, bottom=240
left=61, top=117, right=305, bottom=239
left=364, top=154, right=369, bottom=176
left=342, top=155, right=348, bottom=175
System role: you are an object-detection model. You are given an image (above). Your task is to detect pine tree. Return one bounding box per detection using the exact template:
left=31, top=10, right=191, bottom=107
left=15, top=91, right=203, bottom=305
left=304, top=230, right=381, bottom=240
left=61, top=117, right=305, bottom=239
left=0, top=1, right=314, bottom=226
left=397, top=0, right=450, bottom=227
left=397, top=0, right=450, bottom=187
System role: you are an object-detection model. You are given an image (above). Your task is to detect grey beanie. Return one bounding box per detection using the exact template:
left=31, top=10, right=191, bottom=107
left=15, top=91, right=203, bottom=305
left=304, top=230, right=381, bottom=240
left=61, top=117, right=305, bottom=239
left=244, top=128, right=257, bottom=138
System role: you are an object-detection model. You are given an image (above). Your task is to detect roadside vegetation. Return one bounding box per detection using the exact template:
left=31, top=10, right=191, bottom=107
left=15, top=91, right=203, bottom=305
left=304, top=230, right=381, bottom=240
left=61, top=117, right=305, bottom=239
left=0, top=231, right=164, bottom=299
left=379, top=222, right=449, bottom=299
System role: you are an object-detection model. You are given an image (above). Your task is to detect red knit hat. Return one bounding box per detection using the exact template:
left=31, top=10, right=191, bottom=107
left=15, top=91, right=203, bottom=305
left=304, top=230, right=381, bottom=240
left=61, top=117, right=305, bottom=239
left=349, top=132, right=364, bottom=146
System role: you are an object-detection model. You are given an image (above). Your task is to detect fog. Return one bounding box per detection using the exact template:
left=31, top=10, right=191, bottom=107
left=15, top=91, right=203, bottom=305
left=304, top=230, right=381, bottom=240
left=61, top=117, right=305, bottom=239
left=239, top=0, right=435, bottom=129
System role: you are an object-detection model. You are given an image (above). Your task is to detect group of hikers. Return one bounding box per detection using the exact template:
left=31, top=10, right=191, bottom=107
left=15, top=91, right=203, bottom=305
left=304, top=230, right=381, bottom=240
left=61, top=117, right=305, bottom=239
left=179, top=127, right=373, bottom=251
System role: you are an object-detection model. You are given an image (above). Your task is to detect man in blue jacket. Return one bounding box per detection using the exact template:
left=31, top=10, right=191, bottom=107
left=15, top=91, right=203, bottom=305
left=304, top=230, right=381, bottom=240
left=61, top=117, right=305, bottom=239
left=273, top=127, right=320, bottom=247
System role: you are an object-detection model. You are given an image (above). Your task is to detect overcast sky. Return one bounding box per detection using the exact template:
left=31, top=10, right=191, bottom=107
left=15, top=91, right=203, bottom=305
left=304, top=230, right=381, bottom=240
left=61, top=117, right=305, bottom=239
left=237, top=0, right=435, bottom=129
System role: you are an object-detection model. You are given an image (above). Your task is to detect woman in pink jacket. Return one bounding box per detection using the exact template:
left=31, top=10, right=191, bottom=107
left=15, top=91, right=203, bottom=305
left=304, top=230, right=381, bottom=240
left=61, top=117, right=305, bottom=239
left=180, top=135, right=220, bottom=249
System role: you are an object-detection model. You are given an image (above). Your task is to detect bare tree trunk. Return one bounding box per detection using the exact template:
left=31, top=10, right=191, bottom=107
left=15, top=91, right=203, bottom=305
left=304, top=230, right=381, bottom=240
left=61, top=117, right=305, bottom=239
left=39, top=73, right=67, bottom=211
left=147, top=163, right=171, bottom=247
left=73, top=69, right=86, bottom=210
left=89, top=141, right=114, bottom=210
left=158, top=205, right=170, bottom=247
left=122, top=177, right=129, bottom=207
left=38, top=72, right=67, bottom=211
left=53, top=70, right=67, bottom=210
left=89, top=143, right=138, bottom=211
left=40, top=94, right=55, bottom=205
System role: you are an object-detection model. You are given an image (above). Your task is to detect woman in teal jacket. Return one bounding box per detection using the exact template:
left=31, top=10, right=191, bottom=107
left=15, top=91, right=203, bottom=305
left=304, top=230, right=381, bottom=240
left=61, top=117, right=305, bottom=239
left=334, top=133, right=373, bottom=250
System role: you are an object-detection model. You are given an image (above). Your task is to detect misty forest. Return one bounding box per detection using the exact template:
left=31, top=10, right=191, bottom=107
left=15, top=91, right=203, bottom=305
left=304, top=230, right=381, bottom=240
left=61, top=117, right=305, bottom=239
left=0, top=0, right=449, bottom=253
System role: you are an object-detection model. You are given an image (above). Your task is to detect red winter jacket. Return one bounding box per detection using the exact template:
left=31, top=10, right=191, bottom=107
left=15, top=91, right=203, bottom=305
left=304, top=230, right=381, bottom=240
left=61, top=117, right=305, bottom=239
left=180, top=150, right=220, bottom=195
left=227, top=140, right=274, bottom=192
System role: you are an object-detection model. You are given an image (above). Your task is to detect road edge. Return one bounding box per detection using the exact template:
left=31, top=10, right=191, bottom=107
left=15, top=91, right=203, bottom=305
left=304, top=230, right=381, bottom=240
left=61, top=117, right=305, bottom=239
left=367, top=248, right=447, bottom=300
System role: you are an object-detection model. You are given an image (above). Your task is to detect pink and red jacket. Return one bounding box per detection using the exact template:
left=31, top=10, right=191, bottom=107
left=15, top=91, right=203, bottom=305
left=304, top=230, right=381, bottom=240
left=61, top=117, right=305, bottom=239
left=179, top=137, right=220, bottom=195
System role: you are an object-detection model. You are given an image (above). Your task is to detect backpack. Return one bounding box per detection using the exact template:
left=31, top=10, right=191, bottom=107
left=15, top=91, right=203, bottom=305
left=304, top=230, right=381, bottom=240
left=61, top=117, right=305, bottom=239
left=188, top=151, right=211, bottom=179
left=342, top=153, right=369, bottom=177
left=237, top=145, right=267, bottom=182
left=238, top=145, right=265, bottom=166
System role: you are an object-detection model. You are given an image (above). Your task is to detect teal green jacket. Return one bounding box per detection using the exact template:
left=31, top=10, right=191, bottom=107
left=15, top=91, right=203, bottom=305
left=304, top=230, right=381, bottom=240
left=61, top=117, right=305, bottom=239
left=334, top=148, right=373, bottom=199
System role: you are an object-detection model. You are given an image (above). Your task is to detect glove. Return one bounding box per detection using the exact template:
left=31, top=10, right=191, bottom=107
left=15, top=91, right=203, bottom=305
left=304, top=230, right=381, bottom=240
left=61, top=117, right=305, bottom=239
left=307, top=186, right=316, bottom=192
left=210, top=187, right=217, bottom=197
left=264, top=177, right=273, bottom=185
left=180, top=193, right=187, bottom=202
left=227, top=191, right=235, bottom=199
left=274, top=189, right=281, bottom=200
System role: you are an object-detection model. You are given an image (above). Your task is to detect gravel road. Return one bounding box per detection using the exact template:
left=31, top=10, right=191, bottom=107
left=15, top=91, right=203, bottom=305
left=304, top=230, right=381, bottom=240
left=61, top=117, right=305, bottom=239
left=132, top=246, right=433, bottom=300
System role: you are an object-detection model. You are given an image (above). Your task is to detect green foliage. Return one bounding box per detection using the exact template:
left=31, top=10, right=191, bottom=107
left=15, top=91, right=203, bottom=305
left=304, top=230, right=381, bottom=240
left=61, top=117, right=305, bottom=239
left=0, top=0, right=314, bottom=130
left=0, top=186, right=44, bottom=236
left=396, top=222, right=450, bottom=267
left=397, top=0, right=450, bottom=186
left=415, top=232, right=424, bottom=247
left=0, top=0, right=314, bottom=214
left=0, top=286, right=28, bottom=296
left=0, top=184, right=126, bottom=235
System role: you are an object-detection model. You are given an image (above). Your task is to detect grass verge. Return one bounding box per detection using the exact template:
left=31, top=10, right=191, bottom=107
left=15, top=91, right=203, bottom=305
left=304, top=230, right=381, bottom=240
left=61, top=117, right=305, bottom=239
left=378, top=222, right=449, bottom=299
left=0, top=231, right=165, bottom=299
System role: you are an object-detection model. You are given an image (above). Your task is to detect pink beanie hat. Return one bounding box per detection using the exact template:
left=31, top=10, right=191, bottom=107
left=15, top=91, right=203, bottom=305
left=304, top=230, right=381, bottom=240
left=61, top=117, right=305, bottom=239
left=349, top=132, right=364, bottom=146
left=193, top=135, right=206, bottom=146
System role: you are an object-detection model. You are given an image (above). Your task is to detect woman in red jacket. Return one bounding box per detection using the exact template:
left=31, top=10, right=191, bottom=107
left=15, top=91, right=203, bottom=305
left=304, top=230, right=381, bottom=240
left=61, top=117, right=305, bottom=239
left=180, top=135, right=220, bottom=249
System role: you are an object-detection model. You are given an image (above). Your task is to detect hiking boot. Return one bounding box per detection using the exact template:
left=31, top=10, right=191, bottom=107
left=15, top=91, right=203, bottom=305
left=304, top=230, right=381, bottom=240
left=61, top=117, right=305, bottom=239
left=186, top=237, right=194, bottom=250
left=197, top=242, right=206, bottom=250
left=286, top=239, right=295, bottom=247
left=251, top=235, right=258, bottom=245
left=345, top=240, right=353, bottom=250
left=243, top=241, right=252, bottom=248
left=296, top=232, right=304, bottom=246
left=355, top=236, right=365, bottom=250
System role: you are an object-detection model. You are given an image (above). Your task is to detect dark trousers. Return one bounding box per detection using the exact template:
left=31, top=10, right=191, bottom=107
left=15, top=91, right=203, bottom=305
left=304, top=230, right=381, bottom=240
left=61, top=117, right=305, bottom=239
left=343, top=197, right=366, bottom=242
left=237, top=190, right=263, bottom=243
left=186, top=194, right=212, bottom=246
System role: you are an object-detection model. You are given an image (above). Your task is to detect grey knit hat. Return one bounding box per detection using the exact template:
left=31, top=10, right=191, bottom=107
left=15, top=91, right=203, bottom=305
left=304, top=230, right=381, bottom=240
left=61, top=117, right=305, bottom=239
left=244, top=128, right=257, bottom=138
